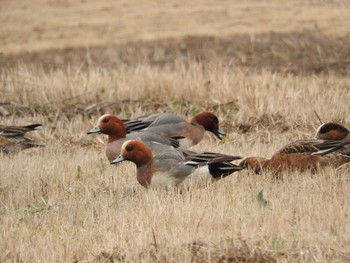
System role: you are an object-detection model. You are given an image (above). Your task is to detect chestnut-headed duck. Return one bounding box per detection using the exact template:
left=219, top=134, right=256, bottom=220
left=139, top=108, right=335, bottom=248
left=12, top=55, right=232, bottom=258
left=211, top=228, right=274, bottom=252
left=0, top=123, right=44, bottom=154
left=315, top=123, right=350, bottom=141
left=123, top=112, right=226, bottom=146
left=87, top=114, right=180, bottom=161
left=110, top=140, right=242, bottom=188
left=239, top=138, right=350, bottom=175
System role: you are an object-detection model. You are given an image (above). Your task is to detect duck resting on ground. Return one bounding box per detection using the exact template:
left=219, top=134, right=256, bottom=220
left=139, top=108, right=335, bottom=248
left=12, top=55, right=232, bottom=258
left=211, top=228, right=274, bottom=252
left=123, top=112, right=226, bottom=147
left=239, top=136, right=350, bottom=175
left=87, top=114, right=182, bottom=161
left=0, top=123, right=44, bottom=154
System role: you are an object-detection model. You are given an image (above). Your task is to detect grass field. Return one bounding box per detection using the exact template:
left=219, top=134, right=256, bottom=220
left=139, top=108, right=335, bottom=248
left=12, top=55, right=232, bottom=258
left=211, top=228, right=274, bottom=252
left=1, top=0, right=350, bottom=262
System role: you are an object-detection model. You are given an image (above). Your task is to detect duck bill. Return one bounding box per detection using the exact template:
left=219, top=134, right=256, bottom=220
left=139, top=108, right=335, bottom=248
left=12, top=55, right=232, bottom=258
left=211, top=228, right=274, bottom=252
left=110, top=155, right=125, bottom=165
left=87, top=126, right=101, bottom=134
left=213, top=129, right=226, bottom=140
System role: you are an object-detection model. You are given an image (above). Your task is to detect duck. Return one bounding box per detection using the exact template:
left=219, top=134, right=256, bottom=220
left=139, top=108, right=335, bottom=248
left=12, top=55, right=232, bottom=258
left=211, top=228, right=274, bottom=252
left=87, top=114, right=181, bottom=161
left=0, top=123, right=44, bottom=154
left=315, top=122, right=350, bottom=141
left=239, top=138, right=350, bottom=175
left=0, top=123, right=42, bottom=136
left=123, top=112, right=226, bottom=146
left=314, top=122, right=350, bottom=156
left=110, top=140, right=242, bottom=188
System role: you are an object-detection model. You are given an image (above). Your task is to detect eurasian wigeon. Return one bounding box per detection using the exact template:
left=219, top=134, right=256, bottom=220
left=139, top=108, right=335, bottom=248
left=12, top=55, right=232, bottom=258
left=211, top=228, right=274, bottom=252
left=87, top=114, right=180, bottom=161
left=315, top=123, right=350, bottom=141
left=0, top=123, right=42, bottom=136
left=239, top=138, right=350, bottom=175
left=124, top=112, right=226, bottom=146
left=110, top=140, right=242, bottom=188
left=314, top=122, right=350, bottom=156
left=0, top=123, right=44, bottom=154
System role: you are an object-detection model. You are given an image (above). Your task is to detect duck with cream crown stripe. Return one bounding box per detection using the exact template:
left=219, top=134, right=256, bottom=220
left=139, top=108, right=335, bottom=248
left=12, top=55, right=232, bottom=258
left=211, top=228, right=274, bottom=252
left=314, top=122, right=350, bottom=156
left=110, top=140, right=242, bottom=188
left=316, top=123, right=350, bottom=141
left=87, top=114, right=181, bottom=161
left=123, top=112, right=226, bottom=147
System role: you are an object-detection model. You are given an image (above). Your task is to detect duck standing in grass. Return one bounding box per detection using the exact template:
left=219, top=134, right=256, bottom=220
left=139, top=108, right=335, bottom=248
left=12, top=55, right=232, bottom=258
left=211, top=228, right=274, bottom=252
left=110, top=140, right=242, bottom=188
left=123, top=112, right=226, bottom=147
left=87, top=114, right=181, bottom=161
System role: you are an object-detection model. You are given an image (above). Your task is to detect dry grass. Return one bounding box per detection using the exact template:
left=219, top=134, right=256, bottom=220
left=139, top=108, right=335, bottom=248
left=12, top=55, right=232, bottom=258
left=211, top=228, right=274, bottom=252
left=2, top=0, right=350, bottom=262
left=2, top=60, right=350, bottom=262
left=1, top=143, right=350, bottom=262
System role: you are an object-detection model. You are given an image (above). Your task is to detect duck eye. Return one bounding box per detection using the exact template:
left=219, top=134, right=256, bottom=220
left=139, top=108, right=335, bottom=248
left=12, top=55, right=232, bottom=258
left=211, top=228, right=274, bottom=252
left=102, top=119, right=109, bottom=123
left=126, top=145, right=134, bottom=151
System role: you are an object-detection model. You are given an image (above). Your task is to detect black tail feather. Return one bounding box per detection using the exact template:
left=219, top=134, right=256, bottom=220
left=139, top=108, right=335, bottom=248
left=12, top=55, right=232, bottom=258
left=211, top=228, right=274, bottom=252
left=124, top=120, right=154, bottom=133
left=209, top=162, right=243, bottom=179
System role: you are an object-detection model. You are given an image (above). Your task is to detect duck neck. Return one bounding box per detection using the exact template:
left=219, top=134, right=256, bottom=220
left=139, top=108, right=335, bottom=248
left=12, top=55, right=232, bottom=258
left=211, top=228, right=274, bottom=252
left=186, top=122, right=205, bottom=145
left=108, top=134, right=122, bottom=143
left=107, top=124, right=127, bottom=143
left=136, top=160, right=154, bottom=187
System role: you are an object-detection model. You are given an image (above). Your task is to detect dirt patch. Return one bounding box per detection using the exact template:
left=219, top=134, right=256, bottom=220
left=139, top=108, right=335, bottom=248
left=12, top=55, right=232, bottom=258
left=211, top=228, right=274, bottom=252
left=3, top=30, right=350, bottom=75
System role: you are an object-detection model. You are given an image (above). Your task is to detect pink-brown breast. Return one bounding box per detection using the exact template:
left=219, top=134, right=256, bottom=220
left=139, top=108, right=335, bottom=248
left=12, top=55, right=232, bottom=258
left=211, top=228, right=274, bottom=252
left=136, top=162, right=155, bottom=187
left=184, top=122, right=206, bottom=146
left=106, top=139, right=126, bottom=161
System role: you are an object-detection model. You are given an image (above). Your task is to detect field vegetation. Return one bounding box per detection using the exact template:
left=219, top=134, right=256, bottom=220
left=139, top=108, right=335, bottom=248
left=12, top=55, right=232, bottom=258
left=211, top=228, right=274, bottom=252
left=1, top=0, right=350, bottom=262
